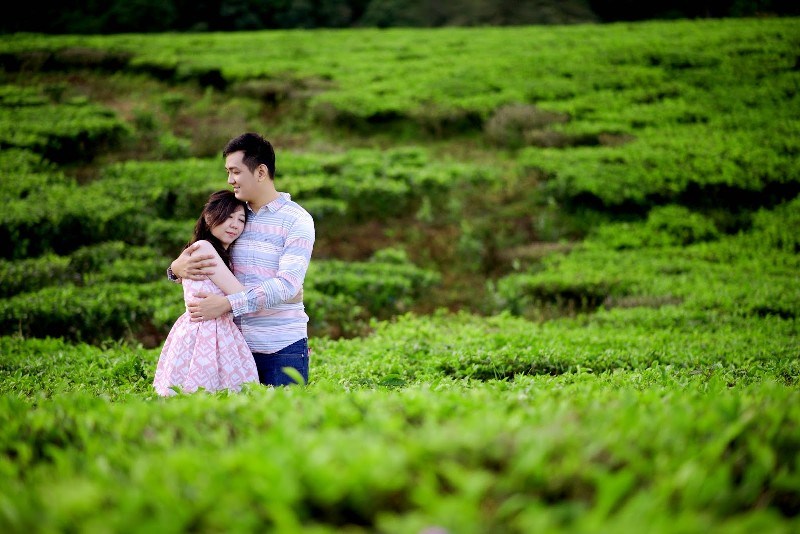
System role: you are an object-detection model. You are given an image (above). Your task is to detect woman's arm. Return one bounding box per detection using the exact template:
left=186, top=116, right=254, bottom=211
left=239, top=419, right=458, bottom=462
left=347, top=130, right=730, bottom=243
left=191, top=241, right=244, bottom=295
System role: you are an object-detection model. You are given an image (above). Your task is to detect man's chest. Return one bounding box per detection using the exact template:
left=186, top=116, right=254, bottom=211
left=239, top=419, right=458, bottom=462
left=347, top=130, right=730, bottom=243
left=231, top=219, right=288, bottom=269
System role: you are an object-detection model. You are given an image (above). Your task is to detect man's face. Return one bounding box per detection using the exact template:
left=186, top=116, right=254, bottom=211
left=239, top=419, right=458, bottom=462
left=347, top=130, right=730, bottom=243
left=225, top=151, right=260, bottom=203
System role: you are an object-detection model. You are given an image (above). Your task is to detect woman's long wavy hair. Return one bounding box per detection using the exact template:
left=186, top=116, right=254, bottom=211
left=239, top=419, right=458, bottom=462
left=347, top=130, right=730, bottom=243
left=187, top=190, right=246, bottom=270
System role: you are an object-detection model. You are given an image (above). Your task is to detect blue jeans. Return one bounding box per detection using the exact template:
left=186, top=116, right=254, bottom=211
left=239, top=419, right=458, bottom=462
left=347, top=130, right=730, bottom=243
left=252, top=338, right=309, bottom=386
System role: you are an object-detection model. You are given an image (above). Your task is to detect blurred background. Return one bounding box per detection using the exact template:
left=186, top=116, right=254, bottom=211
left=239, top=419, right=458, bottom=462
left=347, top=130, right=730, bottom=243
left=3, top=0, right=799, bottom=33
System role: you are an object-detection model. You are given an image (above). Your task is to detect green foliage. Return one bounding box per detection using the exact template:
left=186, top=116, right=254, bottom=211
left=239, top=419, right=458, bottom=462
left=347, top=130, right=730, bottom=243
left=309, top=248, right=441, bottom=318
left=0, top=337, right=154, bottom=398
left=493, top=199, right=800, bottom=320
left=523, top=124, right=800, bottom=212
left=310, top=308, right=799, bottom=385
left=0, top=84, right=130, bottom=162
left=590, top=205, right=720, bottom=249
left=1, top=20, right=799, bottom=532
left=0, top=148, right=73, bottom=201
left=0, top=282, right=180, bottom=344
left=4, top=19, right=797, bottom=215
left=0, top=244, right=439, bottom=343
left=282, top=147, right=495, bottom=222
left=0, top=145, right=495, bottom=259
left=301, top=289, right=367, bottom=339
left=745, top=196, right=800, bottom=255
left=0, top=179, right=145, bottom=259
left=99, top=146, right=490, bottom=224
left=156, top=132, right=191, bottom=159
left=0, top=85, right=47, bottom=107
left=484, top=103, right=569, bottom=149
left=0, top=254, right=74, bottom=298
left=0, top=322, right=798, bottom=530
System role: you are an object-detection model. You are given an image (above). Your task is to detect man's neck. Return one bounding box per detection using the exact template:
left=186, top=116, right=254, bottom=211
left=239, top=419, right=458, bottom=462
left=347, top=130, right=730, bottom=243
left=248, top=189, right=280, bottom=214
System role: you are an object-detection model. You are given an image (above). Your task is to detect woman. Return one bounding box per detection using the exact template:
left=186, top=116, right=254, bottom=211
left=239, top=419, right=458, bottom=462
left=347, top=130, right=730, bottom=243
left=153, top=190, right=259, bottom=396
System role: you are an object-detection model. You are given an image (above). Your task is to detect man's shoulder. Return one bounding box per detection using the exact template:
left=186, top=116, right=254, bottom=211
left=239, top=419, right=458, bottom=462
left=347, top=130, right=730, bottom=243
left=280, top=196, right=314, bottom=224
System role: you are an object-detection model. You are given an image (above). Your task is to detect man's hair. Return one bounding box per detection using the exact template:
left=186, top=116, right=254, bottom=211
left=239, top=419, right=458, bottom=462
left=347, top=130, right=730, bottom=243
left=223, top=133, right=276, bottom=179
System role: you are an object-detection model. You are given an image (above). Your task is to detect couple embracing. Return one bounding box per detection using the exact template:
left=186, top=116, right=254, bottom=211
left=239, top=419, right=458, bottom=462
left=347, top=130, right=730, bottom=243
left=153, top=133, right=315, bottom=396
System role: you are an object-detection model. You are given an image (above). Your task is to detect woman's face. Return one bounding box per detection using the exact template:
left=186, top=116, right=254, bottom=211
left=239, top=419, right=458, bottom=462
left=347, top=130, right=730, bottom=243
left=210, top=206, right=246, bottom=249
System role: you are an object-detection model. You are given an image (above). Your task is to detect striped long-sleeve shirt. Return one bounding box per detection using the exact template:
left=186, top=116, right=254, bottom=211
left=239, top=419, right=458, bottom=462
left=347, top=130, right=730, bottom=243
left=226, top=192, right=315, bottom=353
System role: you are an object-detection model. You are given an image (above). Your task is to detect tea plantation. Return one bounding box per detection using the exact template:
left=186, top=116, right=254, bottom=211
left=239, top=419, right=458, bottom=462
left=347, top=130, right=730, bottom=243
left=0, top=17, right=798, bottom=532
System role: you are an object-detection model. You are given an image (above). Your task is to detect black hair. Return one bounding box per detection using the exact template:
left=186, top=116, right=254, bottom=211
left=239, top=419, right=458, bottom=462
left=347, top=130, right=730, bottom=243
left=187, top=190, right=246, bottom=269
left=222, top=132, right=276, bottom=179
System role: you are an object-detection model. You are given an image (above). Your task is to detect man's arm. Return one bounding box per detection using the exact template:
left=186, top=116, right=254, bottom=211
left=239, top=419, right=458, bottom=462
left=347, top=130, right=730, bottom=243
left=227, top=215, right=315, bottom=317
left=169, top=242, right=218, bottom=282
left=187, top=284, right=304, bottom=322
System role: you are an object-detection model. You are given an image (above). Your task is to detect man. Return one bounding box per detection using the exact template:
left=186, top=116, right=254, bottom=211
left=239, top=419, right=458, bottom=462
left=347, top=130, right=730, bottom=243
left=168, top=133, right=315, bottom=386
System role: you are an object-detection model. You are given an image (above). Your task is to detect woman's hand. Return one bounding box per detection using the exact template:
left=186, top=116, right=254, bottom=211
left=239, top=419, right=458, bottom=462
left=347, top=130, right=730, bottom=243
left=188, top=293, right=232, bottom=321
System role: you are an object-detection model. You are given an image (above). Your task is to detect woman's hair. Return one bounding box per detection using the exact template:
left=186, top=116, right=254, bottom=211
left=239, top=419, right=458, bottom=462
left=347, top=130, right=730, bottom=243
left=187, top=190, right=246, bottom=270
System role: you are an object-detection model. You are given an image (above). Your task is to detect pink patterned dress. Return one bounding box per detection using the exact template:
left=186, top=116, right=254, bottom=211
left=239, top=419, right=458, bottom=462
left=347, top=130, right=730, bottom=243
left=153, top=278, right=258, bottom=396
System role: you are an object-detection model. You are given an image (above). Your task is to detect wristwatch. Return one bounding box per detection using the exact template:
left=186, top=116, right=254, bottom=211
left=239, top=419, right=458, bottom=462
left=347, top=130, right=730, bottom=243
left=167, top=266, right=180, bottom=282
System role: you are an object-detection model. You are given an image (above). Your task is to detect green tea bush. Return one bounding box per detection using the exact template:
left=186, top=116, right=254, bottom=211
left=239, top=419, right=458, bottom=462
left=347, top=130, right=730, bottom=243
left=67, top=241, right=161, bottom=273
left=0, top=248, right=441, bottom=343
left=590, top=205, right=720, bottom=249
left=0, top=183, right=145, bottom=259
left=484, top=103, right=569, bottom=149
left=3, top=19, right=798, bottom=143
left=0, top=281, right=179, bottom=344
left=745, top=196, right=800, bottom=255
left=0, top=336, right=154, bottom=398
left=309, top=249, right=441, bottom=319
left=83, top=147, right=492, bottom=225
left=0, top=254, right=73, bottom=298
left=0, top=352, right=797, bottom=531
left=0, top=85, right=131, bottom=162
left=493, top=202, right=799, bottom=320
left=302, top=289, right=366, bottom=339
left=284, top=148, right=495, bottom=223
left=96, top=158, right=223, bottom=220
left=0, top=84, right=48, bottom=107
left=522, top=124, right=800, bottom=213
left=1, top=20, right=799, bottom=533
left=0, top=143, right=497, bottom=261
left=311, top=305, right=800, bottom=386
left=0, top=148, right=73, bottom=201
left=156, top=132, right=191, bottom=159
left=141, top=218, right=196, bottom=255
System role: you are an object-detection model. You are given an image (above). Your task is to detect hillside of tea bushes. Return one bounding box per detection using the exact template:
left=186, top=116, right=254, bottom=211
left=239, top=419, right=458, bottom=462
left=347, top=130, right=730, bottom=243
left=1, top=17, right=799, bottom=532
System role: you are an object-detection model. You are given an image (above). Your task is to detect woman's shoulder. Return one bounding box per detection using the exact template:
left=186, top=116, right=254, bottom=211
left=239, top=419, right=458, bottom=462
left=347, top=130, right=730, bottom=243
left=190, top=240, right=217, bottom=256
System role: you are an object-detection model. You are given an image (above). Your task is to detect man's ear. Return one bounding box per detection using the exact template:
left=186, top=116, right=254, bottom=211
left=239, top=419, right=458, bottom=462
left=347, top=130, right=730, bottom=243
left=257, top=163, right=269, bottom=182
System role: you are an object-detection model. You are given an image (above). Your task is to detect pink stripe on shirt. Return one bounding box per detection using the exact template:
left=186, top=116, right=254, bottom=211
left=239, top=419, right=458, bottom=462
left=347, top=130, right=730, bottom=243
left=226, top=192, right=315, bottom=354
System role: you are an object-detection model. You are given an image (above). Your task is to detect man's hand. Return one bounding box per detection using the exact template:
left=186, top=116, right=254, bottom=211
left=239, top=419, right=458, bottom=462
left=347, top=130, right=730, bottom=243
left=172, top=242, right=217, bottom=281
left=188, top=293, right=232, bottom=322
left=286, top=286, right=304, bottom=304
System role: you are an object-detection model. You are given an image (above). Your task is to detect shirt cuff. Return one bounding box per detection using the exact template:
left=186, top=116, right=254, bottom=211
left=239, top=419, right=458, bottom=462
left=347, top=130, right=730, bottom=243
left=227, top=292, right=248, bottom=317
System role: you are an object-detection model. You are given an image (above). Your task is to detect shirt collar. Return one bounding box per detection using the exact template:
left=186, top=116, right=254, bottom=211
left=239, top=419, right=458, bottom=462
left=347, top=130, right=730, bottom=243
left=247, top=192, right=290, bottom=214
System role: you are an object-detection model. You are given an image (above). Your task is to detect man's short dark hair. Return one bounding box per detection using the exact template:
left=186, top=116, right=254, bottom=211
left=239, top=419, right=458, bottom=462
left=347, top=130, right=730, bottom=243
left=223, top=133, right=276, bottom=179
